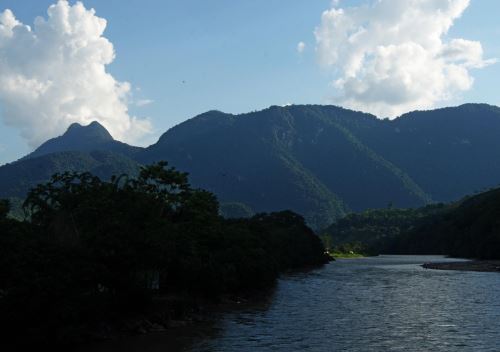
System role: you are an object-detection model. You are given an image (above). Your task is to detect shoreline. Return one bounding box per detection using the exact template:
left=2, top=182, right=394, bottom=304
left=422, top=260, right=500, bottom=272
left=73, top=292, right=273, bottom=352
left=330, top=253, right=364, bottom=259
left=72, top=288, right=277, bottom=351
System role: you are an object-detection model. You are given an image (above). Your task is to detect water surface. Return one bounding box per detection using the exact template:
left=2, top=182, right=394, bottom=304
left=86, top=255, right=500, bottom=352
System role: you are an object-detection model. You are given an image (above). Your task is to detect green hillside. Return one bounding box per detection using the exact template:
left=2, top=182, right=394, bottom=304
left=139, top=105, right=432, bottom=228
left=390, top=188, right=500, bottom=259
left=2, top=104, right=500, bottom=229
left=0, top=150, right=140, bottom=199
left=324, top=186, right=500, bottom=260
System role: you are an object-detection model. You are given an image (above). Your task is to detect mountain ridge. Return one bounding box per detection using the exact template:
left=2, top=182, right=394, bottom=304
left=23, top=120, right=141, bottom=161
left=2, top=103, right=500, bottom=229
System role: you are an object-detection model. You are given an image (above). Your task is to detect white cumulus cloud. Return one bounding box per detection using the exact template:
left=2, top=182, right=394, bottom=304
left=0, top=1, right=152, bottom=147
left=297, top=41, right=306, bottom=54
left=314, top=0, right=496, bottom=118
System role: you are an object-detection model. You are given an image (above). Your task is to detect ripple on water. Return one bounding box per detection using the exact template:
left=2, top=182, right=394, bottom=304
left=188, top=255, right=500, bottom=352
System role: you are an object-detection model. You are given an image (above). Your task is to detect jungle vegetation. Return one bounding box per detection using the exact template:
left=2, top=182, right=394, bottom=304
left=0, top=162, right=328, bottom=346
left=324, top=188, right=500, bottom=259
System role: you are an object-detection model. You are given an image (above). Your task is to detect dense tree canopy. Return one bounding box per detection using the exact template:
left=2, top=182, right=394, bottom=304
left=0, top=162, right=328, bottom=347
left=389, top=189, right=500, bottom=259
left=324, top=188, right=500, bottom=259
left=323, top=205, right=447, bottom=255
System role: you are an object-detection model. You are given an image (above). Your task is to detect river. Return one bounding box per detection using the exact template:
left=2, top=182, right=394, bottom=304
left=82, top=255, right=500, bottom=352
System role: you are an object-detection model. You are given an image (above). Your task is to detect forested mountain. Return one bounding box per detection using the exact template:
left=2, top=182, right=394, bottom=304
left=354, top=104, right=500, bottom=201
left=23, top=121, right=141, bottom=160
left=0, top=151, right=140, bottom=198
left=2, top=103, right=500, bottom=229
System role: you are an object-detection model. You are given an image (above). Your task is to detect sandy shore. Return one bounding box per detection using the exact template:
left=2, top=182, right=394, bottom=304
left=422, top=260, right=500, bottom=272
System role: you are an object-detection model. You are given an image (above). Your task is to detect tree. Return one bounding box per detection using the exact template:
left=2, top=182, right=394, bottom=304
left=0, top=199, right=9, bottom=219
left=1, top=162, right=329, bottom=346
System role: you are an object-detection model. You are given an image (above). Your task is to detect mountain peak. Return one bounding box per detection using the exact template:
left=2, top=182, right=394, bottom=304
left=64, top=121, right=114, bottom=141
left=22, top=120, right=136, bottom=160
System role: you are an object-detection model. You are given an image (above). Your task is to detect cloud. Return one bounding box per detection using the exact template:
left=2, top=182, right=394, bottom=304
left=314, top=0, right=496, bottom=118
left=297, top=41, right=306, bottom=54
left=135, top=99, right=154, bottom=107
left=0, top=1, right=153, bottom=147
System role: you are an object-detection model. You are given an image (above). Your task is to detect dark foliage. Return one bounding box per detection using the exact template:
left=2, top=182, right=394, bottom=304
left=324, top=187, right=500, bottom=259
left=219, top=202, right=255, bottom=219
left=388, top=189, right=500, bottom=259
left=0, top=163, right=328, bottom=346
left=323, top=205, right=448, bottom=254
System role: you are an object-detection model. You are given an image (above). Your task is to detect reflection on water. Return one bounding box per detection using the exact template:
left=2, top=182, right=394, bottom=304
left=84, top=256, right=500, bottom=352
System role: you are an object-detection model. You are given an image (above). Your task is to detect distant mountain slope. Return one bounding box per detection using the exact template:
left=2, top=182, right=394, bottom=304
left=282, top=105, right=431, bottom=210
left=141, top=110, right=348, bottom=229
left=139, top=106, right=430, bottom=228
left=2, top=103, right=500, bottom=229
left=0, top=150, right=140, bottom=199
left=24, top=121, right=141, bottom=160
left=353, top=104, right=500, bottom=201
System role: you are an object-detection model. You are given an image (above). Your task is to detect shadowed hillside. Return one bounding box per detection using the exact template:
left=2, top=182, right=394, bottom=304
left=2, top=104, right=500, bottom=229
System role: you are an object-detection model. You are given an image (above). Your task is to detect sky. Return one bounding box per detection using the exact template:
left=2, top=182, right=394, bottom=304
left=0, top=0, right=499, bottom=164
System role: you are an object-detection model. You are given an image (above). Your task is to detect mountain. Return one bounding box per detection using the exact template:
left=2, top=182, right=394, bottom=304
left=23, top=121, right=141, bottom=160
left=0, top=121, right=141, bottom=209
left=352, top=104, right=500, bottom=202
left=2, top=104, right=500, bottom=229
left=139, top=106, right=430, bottom=228
left=0, top=150, right=140, bottom=199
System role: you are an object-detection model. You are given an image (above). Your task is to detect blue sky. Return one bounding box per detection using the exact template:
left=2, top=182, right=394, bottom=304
left=0, top=0, right=499, bottom=164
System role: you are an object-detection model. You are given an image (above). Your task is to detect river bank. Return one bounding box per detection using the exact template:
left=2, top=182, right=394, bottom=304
left=73, top=290, right=275, bottom=352
left=329, top=252, right=364, bottom=259
left=422, top=260, right=500, bottom=272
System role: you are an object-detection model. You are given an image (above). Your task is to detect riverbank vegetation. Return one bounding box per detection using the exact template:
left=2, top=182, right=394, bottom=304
left=322, top=205, right=447, bottom=255
left=319, top=236, right=369, bottom=258
left=323, top=188, right=500, bottom=260
left=390, top=188, right=500, bottom=259
left=0, top=162, right=329, bottom=347
left=327, top=250, right=365, bottom=259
